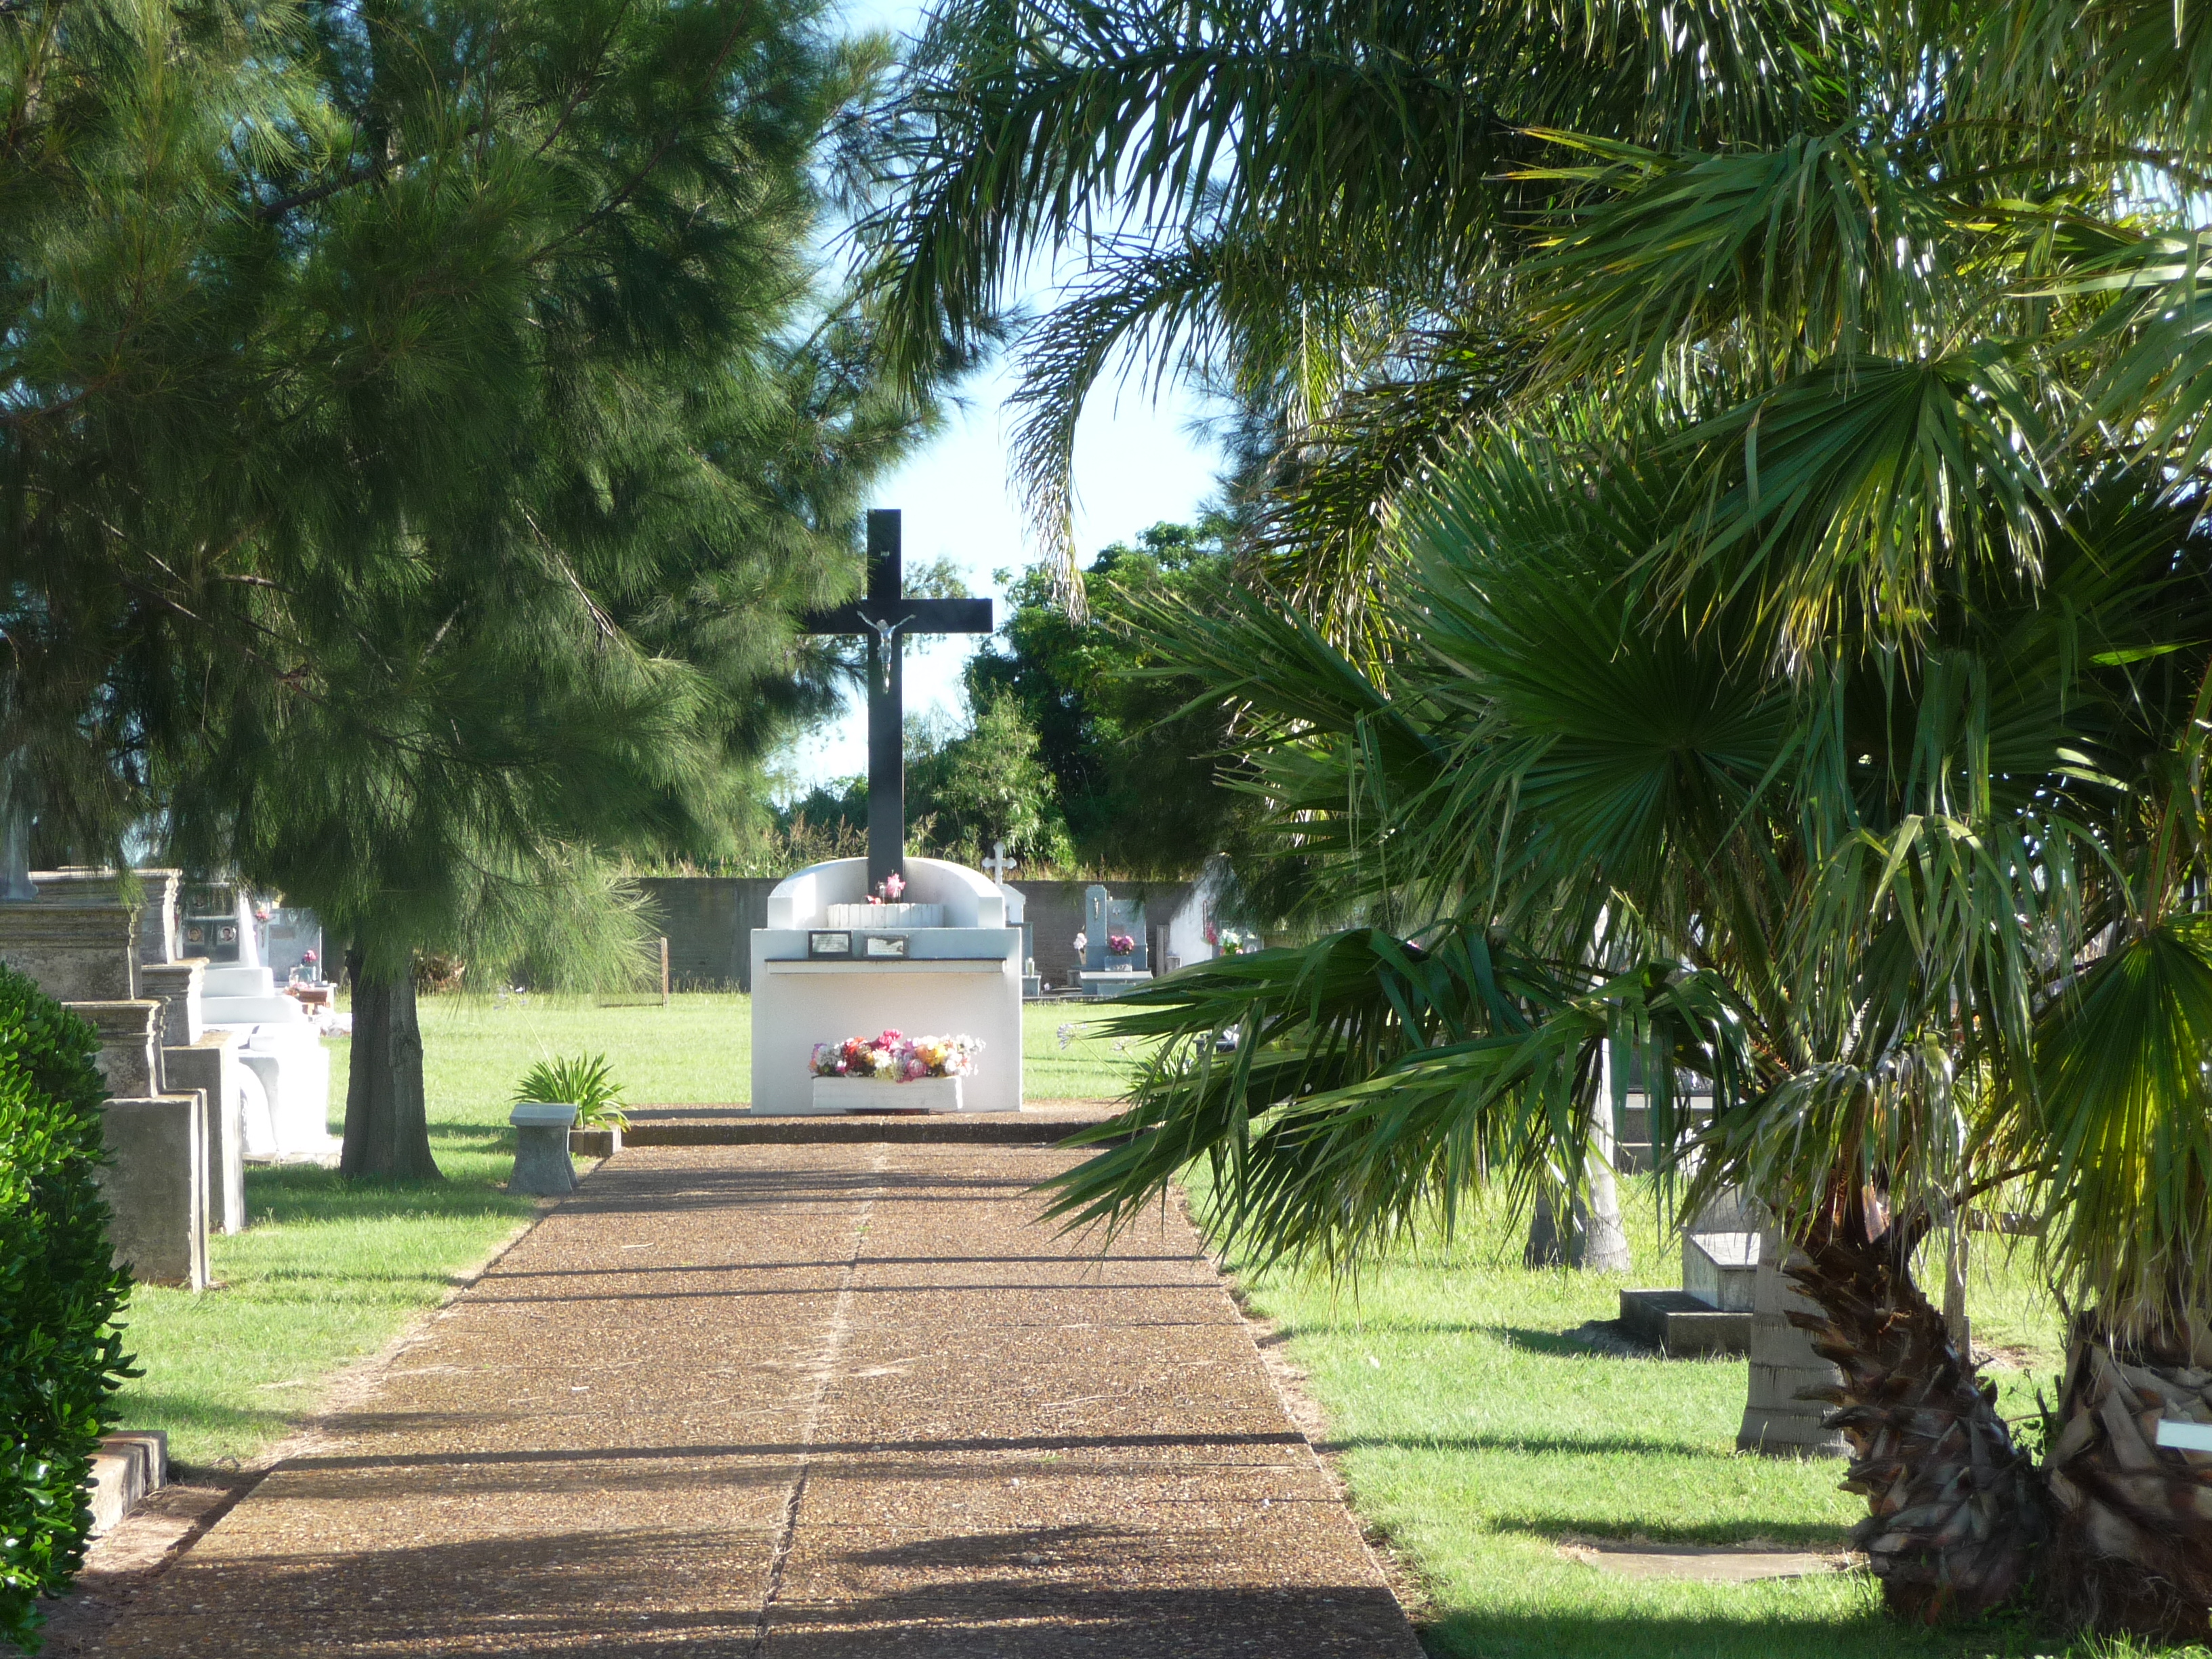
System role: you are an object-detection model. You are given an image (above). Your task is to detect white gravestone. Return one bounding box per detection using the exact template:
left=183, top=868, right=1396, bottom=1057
left=198, top=961, right=336, bottom=1158
left=749, top=856, right=1023, bottom=1115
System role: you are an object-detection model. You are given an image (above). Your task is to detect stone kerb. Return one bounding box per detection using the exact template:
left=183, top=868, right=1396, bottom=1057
left=0, top=901, right=140, bottom=1002
left=163, top=1033, right=247, bottom=1235
left=75, top=1000, right=165, bottom=1098
left=1736, top=1227, right=1848, bottom=1457
left=134, top=868, right=182, bottom=965
left=141, top=958, right=205, bottom=1046
left=97, top=1093, right=210, bottom=1289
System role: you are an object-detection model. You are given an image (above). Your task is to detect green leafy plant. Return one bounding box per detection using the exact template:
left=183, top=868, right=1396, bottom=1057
left=511, top=1054, right=629, bottom=1131
left=0, top=965, right=136, bottom=1654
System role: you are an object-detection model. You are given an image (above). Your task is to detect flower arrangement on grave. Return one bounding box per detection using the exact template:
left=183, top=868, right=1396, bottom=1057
left=1105, top=931, right=1136, bottom=958
left=865, top=872, right=907, bottom=905
left=811, top=1027, right=980, bottom=1080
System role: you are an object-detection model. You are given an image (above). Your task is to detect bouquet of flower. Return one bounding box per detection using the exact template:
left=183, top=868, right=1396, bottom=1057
left=811, top=1027, right=981, bottom=1081
left=866, top=872, right=907, bottom=905
left=1105, top=932, right=1136, bottom=957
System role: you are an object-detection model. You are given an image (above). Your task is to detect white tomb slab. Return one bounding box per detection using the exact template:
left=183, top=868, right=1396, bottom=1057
left=198, top=962, right=336, bottom=1158
left=750, top=857, right=1023, bottom=1115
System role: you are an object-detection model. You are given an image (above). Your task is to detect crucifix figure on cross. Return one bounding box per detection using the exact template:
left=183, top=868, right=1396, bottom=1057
left=802, top=510, right=992, bottom=893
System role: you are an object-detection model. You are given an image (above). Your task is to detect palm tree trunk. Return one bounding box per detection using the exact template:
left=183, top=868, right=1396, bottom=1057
left=1786, top=1226, right=2049, bottom=1622
left=1523, top=1158, right=1631, bottom=1271
left=339, top=942, right=441, bottom=1181
left=2041, top=1309, right=2212, bottom=1640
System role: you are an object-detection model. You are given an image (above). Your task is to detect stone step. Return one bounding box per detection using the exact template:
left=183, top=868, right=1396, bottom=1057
left=199, top=963, right=276, bottom=999
left=87, top=1432, right=168, bottom=1537
left=1683, top=1229, right=1761, bottom=1312
left=602, top=1103, right=1122, bottom=1151
left=201, top=992, right=308, bottom=1025
left=1618, top=1288, right=1750, bottom=1356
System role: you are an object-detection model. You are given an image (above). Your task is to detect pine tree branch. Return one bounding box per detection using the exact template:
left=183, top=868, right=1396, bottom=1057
left=253, top=162, right=384, bottom=222
left=531, top=12, right=755, bottom=261
left=0, top=388, right=94, bottom=427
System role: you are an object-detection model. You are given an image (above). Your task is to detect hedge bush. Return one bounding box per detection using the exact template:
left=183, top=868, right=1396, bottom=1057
left=0, top=965, right=134, bottom=1654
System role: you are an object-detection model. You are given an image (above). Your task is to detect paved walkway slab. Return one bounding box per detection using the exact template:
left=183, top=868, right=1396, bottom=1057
left=89, top=1145, right=1420, bottom=1656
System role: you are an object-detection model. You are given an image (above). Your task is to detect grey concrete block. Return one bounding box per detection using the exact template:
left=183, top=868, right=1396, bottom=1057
left=509, top=1102, right=577, bottom=1195
left=72, top=1000, right=164, bottom=1097
left=141, top=958, right=206, bottom=1046
left=164, top=1033, right=246, bottom=1234
left=98, top=1094, right=209, bottom=1288
left=87, top=1431, right=168, bottom=1536
left=1618, top=1288, right=1750, bottom=1356
left=569, top=1124, right=622, bottom=1159
left=1736, top=1229, right=1847, bottom=1458
left=134, top=869, right=182, bottom=965
left=0, top=903, right=140, bottom=1001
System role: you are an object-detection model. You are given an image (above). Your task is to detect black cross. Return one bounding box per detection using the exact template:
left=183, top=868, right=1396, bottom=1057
left=802, top=510, right=993, bottom=891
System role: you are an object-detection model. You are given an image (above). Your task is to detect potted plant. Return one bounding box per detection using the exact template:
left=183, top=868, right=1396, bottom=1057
left=512, top=1052, right=630, bottom=1152
left=810, top=1028, right=981, bottom=1112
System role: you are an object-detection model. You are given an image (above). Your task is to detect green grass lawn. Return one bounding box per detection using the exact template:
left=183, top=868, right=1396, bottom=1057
left=114, top=995, right=2159, bottom=1658
left=1209, top=1177, right=2184, bottom=1659
left=111, top=991, right=1139, bottom=1468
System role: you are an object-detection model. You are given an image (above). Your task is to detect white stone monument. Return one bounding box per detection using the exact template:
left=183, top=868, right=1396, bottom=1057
left=198, top=961, right=337, bottom=1158
left=750, top=857, right=1023, bottom=1114
left=757, top=506, right=1015, bottom=1115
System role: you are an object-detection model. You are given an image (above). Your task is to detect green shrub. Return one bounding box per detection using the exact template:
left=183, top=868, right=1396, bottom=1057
left=511, top=1052, right=628, bottom=1130
left=0, top=965, right=134, bottom=1654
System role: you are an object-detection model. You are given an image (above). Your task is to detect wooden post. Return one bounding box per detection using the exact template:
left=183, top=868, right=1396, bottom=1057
left=659, top=936, right=670, bottom=1007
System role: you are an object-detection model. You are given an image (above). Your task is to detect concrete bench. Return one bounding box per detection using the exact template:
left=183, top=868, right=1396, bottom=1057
left=509, top=1102, right=578, bottom=1195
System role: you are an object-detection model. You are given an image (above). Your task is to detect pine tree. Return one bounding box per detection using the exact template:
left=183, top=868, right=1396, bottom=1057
left=3, top=0, right=927, bottom=1174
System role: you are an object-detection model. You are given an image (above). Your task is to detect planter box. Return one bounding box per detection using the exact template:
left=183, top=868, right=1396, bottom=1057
left=811, top=1076, right=966, bottom=1114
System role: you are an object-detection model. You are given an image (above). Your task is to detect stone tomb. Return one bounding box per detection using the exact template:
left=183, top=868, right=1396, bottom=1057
left=1078, top=883, right=1153, bottom=996
left=0, top=872, right=211, bottom=1287
left=197, top=961, right=335, bottom=1159
left=750, top=857, right=1023, bottom=1115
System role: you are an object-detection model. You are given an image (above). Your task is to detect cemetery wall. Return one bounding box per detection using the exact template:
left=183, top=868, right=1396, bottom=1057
left=636, top=877, right=779, bottom=990
left=638, top=874, right=1197, bottom=994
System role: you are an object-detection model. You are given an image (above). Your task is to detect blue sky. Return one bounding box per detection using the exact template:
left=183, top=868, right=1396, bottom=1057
left=780, top=0, right=1223, bottom=794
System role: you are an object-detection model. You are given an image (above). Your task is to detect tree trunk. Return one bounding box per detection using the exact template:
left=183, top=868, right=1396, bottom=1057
left=1786, top=1226, right=2049, bottom=1622
left=340, top=945, right=441, bottom=1181
left=2042, top=1310, right=2212, bottom=1640
left=1524, top=1154, right=1631, bottom=1273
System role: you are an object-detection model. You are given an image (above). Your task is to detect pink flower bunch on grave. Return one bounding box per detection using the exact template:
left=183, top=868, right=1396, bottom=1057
left=811, top=1029, right=981, bottom=1080
left=865, top=872, right=907, bottom=905
left=1105, top=932, right=1136, bottom=957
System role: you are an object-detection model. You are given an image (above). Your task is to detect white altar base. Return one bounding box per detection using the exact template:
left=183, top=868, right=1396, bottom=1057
left=750, top=857, right=1023, bottom=1115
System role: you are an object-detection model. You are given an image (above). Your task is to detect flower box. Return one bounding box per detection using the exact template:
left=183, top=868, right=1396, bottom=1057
left=811, top=1076, right=965, bottom=1113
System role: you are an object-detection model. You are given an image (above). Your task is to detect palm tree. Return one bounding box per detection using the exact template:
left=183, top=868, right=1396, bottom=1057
left=860, top=0, right=1868, bottom=621
left=873, top=0, right=2212, bottom=1634
left=1048, top=428, right=2212, bottom=1631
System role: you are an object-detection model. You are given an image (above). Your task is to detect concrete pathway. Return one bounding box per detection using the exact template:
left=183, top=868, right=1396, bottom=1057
left=93, top=1145, right=1421, bottom=1656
